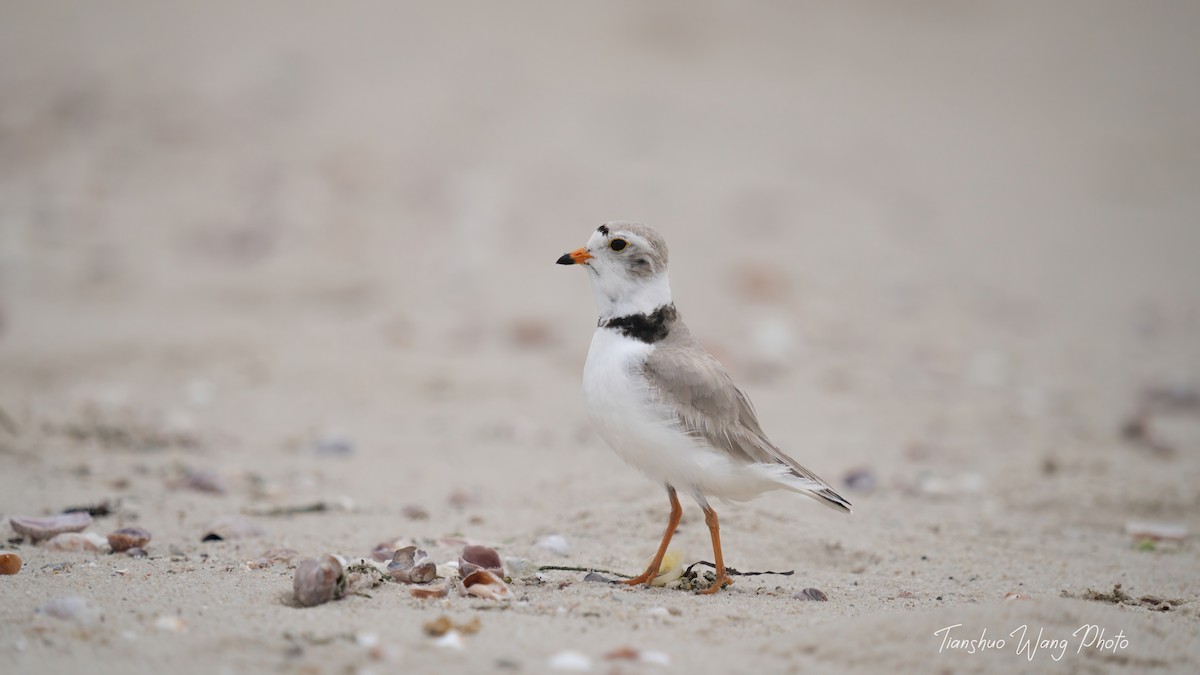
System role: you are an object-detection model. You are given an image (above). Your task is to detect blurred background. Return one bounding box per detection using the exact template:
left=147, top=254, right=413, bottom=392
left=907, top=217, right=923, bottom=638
left=1, top=1, right=1198, bottom=529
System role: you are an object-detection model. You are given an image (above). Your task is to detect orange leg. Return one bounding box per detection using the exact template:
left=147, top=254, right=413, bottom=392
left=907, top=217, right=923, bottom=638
left=697, top=505, right=732, bottom=594
left=622, top=486, right=682, bottom=587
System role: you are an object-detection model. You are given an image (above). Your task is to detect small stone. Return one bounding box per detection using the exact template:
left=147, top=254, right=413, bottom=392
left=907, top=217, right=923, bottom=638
left=293, top=555, right=345, bottom=607
left=310, top=434, right=355, bottom=457
left=0, top=551, right=21, bottom=575
left=179, top=469, right=228, bottom=495
left=794, top=588, right=829, bottom=601
left=402, top=504, right=430, bottom=520
left=583, top=572, right=613, bottom=583
left=9, top=513, right=93, bottom=543
left=107, top=527, right=151, bottom=553
left=843, top=468, right=877, bottom=492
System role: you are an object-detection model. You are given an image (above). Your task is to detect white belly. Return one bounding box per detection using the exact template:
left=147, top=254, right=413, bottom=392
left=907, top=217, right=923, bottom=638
left=582, top=329, right=784, bottom=501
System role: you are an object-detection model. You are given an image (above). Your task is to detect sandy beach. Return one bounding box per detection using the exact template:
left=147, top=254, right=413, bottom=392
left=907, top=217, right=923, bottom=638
left=2, top=2, right=1198, bottom=673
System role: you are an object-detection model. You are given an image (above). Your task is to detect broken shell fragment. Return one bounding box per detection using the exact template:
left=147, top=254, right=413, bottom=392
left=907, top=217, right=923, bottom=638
left=0, top=551, right=21, bottom=575
left=369, top=536, right=414, bottom=562
left=9, top=512, right=94, bottom=543
left=107, top=527, right=152, bottom=552
left=462, top=569, right=512, bottom=601
left=293, top=555, right=346, bottom=607
left=387, top=546, right=437, bottom=583
left=44, top=532, right=108, bottom=552
left=246, top=548, right=298, bottom=569
left=504, top=556, right=538, bottom=578
left=794, top=588, right=829, bottom=601
left=201, top=515, right=265, bottom=541
left=459, top=544, right=503, bottom=577
left=410, top=581, right=451, bottom=599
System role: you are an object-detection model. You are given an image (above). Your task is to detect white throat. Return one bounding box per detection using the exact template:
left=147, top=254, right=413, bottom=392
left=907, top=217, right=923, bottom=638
left=589, top=271, right=673, bottom=319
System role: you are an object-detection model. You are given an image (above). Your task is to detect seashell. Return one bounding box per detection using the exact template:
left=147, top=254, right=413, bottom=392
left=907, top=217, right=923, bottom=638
left=293, top=555, right=346, bottom=607
left=125, top=547, right=148, bottom=558
left=604, top=647, right=671, bottom=665
left=459, top=544, right=503, bottom=577
left=387, top=546, right=437, bottom=583
left=154, top=615, right=187, bottom=633
left=504, top=556, right=538, bottom=578
left=44, top=532, right=108, bottom=552
left=369, top=536, right=414, bottom=562
left=649, top=549, right=684, bottom=586
left=1125, top=521, right=1187, bottom=542
left=535, top=534, right=570, bottom=557
left=794, top=588, right=829, bottom=601
left=246, top=548, right=298, bottom=569
left=9, top=512, right=94, bottom=543
left=35, top=596, right=100, bottom=626
left=201, top=515, right=265, bottom=541
left=178, top=469, right=228, bottom=494
left=0, top=551, right=21, bottom=575
left=410, top=581, right=450, bottom=599
left=433, top=630, right=464, bottom=650
left=107, top=527, right=152, bottom=552
left=547, top=650, right=592, bottom=671
left=462, top=569, right=512, bottom=601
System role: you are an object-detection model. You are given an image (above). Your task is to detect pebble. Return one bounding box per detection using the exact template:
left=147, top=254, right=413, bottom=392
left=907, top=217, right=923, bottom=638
left=310, top=434, right=355, bottom=457
left=535, top=534, right=570, bottom=557
left=179, top=469, right=228, bottom=495
left=293, top=555, right=345, bottom=607
left=548, top=650, right=592, bottom=672
left=0, top=551, right=21, bottom=575
left=9, top=512, right=94, bottom=543
left=843, top=468, right=877, bottom=492
left=107, top=527, right=152, bottom=553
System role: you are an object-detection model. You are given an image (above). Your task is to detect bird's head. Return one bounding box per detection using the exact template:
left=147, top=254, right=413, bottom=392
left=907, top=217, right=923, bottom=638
left=556, top=222, right=672, bottom=318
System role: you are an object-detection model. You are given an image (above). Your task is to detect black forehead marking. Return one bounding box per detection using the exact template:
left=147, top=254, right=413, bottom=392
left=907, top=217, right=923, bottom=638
left=597, top=224, right=609, bottom=235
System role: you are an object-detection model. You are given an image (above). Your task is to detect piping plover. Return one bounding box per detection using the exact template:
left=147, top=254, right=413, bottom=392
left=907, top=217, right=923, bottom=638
left=557, top=222, right=851, bottom=594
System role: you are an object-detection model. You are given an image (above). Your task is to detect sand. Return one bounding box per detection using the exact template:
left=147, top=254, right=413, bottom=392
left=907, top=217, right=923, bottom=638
left=2, top=2, right=1198, bottom=673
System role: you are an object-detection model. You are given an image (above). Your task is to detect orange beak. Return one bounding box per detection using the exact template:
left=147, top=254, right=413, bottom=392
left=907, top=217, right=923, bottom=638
left=555, top=247, right=593, bottom=265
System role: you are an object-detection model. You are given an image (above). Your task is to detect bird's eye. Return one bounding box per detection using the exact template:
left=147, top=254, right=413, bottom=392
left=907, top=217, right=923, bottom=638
left=609, top=238, right=627, bottom=251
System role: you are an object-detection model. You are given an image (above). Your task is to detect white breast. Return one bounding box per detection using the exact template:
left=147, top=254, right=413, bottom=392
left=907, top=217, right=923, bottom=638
left=583, top=328, right=780, bottom=500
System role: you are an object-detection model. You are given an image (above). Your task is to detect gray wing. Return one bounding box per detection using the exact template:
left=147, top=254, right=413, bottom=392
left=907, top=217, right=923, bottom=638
left=642, top=340, right=851, bottom=512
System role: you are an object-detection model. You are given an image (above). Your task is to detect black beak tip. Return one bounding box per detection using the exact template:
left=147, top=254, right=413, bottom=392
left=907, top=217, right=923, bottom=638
left=555, top=253, right=574, bottom=265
